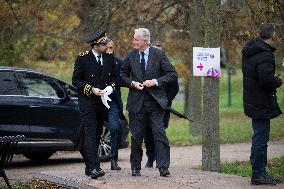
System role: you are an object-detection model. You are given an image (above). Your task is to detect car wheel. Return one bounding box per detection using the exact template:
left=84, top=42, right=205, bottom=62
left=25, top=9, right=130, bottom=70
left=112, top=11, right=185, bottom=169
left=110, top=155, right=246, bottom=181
left=23, top=151, right=54, bottom=161
left=98, top=126, right=111, bottom=161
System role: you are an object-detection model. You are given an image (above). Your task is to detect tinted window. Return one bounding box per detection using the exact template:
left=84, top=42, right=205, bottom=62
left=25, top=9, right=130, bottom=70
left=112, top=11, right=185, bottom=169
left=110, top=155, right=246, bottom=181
left=56, top=80, right=78, bottom=98
left=0, top=71, right=21, bottom=95
left=18, top=72, right=64, bottom=98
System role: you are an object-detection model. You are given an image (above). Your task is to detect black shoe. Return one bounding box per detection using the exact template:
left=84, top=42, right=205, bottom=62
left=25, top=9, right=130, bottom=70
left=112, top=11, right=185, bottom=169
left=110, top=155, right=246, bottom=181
left=111, top=160, right=121, bottom=170
left=131, top=169, right=141, bottom=176
left=145, top=161, right=154, bottom=168
left=85, top=168, right=105, bottom=179
left=159, top=167, right=170, bottom=177
left=266, top=175, right=281, bottom=184
left=251, top=175, right=277, bottom=185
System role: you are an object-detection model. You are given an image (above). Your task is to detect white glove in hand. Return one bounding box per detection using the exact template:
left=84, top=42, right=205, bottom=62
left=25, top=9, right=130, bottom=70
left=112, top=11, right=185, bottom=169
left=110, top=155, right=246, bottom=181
left=101, top=93, right=112, bottom=109
left=103, top=86, right=113, bottom=95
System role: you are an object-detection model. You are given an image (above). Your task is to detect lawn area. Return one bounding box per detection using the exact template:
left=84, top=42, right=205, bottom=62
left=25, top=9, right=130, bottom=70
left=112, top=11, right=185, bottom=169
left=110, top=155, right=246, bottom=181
left=167, top=67, right=284, bottom=145
left=220, top=156, right=284, bottom=183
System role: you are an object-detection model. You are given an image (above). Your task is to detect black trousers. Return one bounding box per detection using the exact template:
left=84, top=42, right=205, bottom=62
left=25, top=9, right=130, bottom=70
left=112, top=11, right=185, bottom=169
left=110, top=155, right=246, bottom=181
left=81, top=109, right=105, bottom=170
left=144, top=100, right=172, bottom=163
left=129, top=94, right=170, bottom=170
left=251, top=118, right=270, bottom=178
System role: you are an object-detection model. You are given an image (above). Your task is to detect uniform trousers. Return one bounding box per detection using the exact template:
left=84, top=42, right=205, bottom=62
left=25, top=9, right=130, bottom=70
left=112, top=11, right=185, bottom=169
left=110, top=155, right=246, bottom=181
left=81, top=108, right=105, bottom=170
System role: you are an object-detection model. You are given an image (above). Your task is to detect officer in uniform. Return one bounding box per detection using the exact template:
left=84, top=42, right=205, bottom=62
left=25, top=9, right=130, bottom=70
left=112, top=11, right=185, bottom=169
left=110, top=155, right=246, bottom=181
left=72, top=31, right=116, bottom=179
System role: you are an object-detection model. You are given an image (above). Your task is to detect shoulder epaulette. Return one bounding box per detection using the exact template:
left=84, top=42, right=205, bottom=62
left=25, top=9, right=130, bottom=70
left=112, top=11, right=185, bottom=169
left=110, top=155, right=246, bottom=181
left=78, top=50, right=89, bottom=56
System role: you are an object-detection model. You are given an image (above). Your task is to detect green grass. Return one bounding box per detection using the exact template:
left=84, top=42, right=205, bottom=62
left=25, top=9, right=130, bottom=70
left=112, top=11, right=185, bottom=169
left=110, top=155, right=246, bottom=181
left=220, top=156, right=284, bottom=182
left=166, top=113, right=284, bottom=145
left=25, top=60, right=73, bottom=83
left=165, top=67, right=284, bottom=145
left=0, top=179, right=71, bottom=189
left=0, top=181, right=30, bottom=189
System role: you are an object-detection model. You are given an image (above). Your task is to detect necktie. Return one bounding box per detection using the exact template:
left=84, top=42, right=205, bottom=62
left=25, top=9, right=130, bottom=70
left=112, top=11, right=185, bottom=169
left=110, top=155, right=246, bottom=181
left=140, top=52, right=145, bottom=76
left=97, top=55, right=102, bottom=72
left=97, top=55, right=102, bottom=65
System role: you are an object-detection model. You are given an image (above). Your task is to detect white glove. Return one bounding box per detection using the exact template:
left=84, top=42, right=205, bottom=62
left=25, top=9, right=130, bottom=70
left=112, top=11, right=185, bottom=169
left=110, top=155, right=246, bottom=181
left=103, top=86, right=113, bottom=95
left=101, top=93, right=112, bottom=109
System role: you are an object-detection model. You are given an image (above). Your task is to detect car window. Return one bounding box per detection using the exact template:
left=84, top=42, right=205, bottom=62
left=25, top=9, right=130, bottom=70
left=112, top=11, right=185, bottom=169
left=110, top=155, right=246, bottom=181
left=18, top=72, right=64, bottom=98
left=0, top=71, right=21, bottom=95
left=68, top=86, right=78, bottom=98
left=56, top=80, right=78, bottom=98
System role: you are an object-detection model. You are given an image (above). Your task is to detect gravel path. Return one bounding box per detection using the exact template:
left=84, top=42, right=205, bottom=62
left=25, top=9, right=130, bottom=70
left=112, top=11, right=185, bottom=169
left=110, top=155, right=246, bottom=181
left=1, top=140, right=284, bottom=189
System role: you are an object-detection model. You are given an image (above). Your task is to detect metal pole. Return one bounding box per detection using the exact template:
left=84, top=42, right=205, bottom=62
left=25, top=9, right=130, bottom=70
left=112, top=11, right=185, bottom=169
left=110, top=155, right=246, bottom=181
left=227, top=67, right=232, bottom=107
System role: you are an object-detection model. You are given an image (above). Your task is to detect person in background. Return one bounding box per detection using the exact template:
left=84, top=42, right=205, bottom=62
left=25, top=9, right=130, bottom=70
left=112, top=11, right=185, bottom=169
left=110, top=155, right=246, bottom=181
left=106, top=39, right=124, bottom=170
left=242, top=23, right=282, bottom=185
left=121, top=28, right=178, bottom=177
left=144, top=41, right=179, bottom=168
left=72, top=31, right=116, bottom=179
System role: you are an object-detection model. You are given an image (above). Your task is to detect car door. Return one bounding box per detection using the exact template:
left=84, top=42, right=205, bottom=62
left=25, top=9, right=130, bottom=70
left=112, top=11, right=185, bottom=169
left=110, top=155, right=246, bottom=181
left=17, top=71, right=80, bottom=143
left=0, top=70, right=30, bottom=137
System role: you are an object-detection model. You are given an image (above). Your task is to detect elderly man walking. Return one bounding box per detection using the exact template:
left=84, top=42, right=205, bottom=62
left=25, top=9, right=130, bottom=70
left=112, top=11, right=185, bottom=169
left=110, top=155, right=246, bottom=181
left=121, top=28, right=178, bottom=177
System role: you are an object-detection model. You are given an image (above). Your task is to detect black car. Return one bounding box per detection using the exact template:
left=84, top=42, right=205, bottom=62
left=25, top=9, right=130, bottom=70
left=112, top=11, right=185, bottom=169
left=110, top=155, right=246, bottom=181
left=0, top=66, right=129, bottom=161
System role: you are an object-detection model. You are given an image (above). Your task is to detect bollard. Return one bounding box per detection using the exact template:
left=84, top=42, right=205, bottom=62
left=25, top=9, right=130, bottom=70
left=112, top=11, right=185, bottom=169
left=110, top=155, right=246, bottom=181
left=227, top=67, right=233, bottom=107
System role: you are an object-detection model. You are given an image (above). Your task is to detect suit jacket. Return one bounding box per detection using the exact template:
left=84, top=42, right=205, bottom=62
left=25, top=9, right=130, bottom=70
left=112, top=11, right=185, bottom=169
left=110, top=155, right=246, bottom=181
left=110, top=56, right=123, bottom=110
left=121, top=47, right=178, bottom=113
left=72, top=50, right=117, bottom=111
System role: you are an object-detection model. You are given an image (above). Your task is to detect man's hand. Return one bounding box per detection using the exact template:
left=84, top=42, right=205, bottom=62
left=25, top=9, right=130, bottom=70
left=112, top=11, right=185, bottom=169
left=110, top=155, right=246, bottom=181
left=92, top=87, right=104, bottom=96
left=143, top=79, right=156, bottom=88
left=132, top=81, right=144, bottom=90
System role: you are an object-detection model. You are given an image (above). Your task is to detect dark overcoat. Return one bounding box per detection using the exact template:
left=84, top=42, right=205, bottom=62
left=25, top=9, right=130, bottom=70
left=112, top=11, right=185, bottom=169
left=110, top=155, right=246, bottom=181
left=242, top=38, right=282, bottom=119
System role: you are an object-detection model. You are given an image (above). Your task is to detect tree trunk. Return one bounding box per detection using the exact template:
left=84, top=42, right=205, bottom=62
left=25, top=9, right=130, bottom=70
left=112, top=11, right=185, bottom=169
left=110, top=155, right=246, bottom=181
left=202, top=0, right=221, bottom=172
left=189, top=0, right=204, bottom=135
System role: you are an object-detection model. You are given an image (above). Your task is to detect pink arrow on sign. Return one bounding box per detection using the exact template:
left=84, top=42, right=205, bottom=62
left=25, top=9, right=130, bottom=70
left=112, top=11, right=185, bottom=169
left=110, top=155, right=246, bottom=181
left=197, top=63, right=203, bottom=71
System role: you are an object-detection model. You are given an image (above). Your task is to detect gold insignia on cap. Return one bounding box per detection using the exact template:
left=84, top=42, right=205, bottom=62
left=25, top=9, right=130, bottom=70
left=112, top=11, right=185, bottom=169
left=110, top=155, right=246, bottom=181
left=96, top=36, right=107, bottom=44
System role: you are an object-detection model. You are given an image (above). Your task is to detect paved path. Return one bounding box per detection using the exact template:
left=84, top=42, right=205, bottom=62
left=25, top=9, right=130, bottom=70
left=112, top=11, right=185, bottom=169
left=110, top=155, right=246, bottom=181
left=2, top=140, right=284, bottom=189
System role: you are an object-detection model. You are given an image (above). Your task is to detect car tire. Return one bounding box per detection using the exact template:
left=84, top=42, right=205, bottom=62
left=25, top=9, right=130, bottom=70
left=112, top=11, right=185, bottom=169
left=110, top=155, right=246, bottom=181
left=23, top=151, right=54, bottom=161
left=79, top=125, right=111, bottom=162
left=98, top=125, right=111, bottom=161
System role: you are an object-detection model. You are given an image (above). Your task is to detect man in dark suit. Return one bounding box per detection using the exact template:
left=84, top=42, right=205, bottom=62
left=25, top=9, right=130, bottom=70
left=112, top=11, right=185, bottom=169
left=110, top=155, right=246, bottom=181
left=72, top=31, right=117, bottom=179
left=106, top=39, right=124, bottom=170
left=144, top=42, right=179, bottom=168
left=121, top=28, right=178, bottom=177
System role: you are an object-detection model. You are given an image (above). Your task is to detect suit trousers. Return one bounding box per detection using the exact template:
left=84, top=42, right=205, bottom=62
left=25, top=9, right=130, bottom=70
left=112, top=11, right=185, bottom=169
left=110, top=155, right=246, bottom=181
left=129, top=93, right=170, bottom=170
left=144, top=100, right=173, bottom=163
left=250, top=118, right=270, bottom=178
left=81, top=109, right=105, bottom=170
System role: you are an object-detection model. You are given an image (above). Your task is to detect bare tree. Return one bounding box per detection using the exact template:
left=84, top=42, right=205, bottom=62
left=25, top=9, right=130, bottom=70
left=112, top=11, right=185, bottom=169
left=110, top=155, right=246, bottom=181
left=202, top=0, right=221, bottom=172
left=188, top=0, right=204, bottom=135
